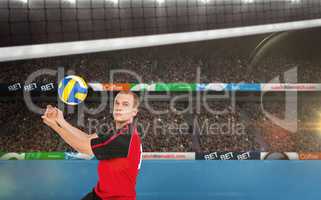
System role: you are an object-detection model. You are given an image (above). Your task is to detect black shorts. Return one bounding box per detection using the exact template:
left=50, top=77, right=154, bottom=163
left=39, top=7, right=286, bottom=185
left=81, top=189, right=101, bottom=200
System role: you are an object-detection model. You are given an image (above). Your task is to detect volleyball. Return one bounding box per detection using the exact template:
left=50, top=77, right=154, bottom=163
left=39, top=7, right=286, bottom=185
left=58, top=75, right=88, bottom=105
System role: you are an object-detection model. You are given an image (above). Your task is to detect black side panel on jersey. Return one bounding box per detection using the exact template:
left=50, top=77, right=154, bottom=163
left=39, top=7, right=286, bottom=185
left=91, top=132, right=131, bottom=160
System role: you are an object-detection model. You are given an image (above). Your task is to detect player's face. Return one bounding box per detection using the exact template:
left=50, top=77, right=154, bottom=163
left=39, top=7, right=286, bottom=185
left=113, top=93, right=138, bottom=123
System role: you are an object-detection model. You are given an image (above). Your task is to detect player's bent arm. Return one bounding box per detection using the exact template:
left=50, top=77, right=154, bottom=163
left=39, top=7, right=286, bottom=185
left=50, top=122, right=98, bottom=155
left=58, top=119, right=97, bottom=141
left=42, top=107, right=98, bottom=155
left=53, top=107, right=95, bottom=140
left=58, top=120, right=99, bottom=155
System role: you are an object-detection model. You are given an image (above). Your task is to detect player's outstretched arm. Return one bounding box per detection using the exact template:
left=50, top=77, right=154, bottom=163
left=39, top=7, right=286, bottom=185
left=41, top=105, right=97, bottom=155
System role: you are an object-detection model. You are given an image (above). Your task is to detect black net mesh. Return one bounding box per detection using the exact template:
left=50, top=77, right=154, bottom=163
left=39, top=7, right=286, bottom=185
left=1, top=0, right=321, bottom=47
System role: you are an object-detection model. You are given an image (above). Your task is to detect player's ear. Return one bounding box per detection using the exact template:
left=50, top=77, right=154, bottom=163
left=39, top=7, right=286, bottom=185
left=132, top=107, right=138, bottom=117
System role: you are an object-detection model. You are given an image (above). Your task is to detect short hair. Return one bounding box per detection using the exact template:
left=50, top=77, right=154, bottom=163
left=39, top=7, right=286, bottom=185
left=116, top=91, right=140, bottom=108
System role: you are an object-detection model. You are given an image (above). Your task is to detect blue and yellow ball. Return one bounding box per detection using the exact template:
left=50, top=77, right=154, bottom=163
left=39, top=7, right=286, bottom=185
left=58, top=75, right=88, bottom=105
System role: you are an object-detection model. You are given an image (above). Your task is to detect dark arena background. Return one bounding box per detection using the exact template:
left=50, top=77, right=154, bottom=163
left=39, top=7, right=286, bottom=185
left=2, top=0, right=321, bottom=199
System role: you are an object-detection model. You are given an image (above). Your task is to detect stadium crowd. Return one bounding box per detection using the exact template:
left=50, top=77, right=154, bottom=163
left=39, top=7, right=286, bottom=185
left=1, top=40, right=321, bottom=153
left=2, top=41, right=321, bottom=84
left=1, top=97, right=321, bottom=153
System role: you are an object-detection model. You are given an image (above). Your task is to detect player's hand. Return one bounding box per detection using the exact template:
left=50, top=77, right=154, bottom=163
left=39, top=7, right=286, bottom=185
left=54, top=107, right=65, bottom=125
left=41, top=105, right=58, bottom=128
left=46, top=105, right=57, bottom=119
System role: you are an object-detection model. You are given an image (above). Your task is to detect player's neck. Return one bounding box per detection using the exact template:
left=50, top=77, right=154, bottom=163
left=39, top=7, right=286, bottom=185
left=115, top=119, right=132, bottom=130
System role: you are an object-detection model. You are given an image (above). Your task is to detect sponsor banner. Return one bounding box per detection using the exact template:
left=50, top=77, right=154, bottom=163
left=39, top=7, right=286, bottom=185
left=6, top=82, right=321, bottom=93
left=261, top=83, right=321, bottom=91
left=89, top=82, right=257, bottom=92
left=0, top=82, right=56, bottom=93
left=142, top=152, right=195, bottom=160
left=0, top=152, right=26, bottom=160
left=7, top=152, right=321, bottom=160
left=0, top=152, right=65, bottom=160
left=5, top=83, right=321, bottom=92
left=88, top=83, right=104, bottom=91
left=299, top=152, right=321, bottom=160
left=196, top=83, right=227, bottom=91
left=64, top=152, right=95, bottom=160
left=130, top=83, right=157, bottom=91
left=101, top=83, right=131, bottom=91
left=197, top=152, right=260, bottom=160
left=155, top=83, right=196, bottom=92
left=197, top=83, right=261, bottom=91
left=0, top=152, right=195, bottom=160
left=260, top=152, right=299, bottom=160
left=65, top=152, right=196, bottom=160
left=226, top=83, right=261, bottom=91
left=68, top=83, right=321, bottom=92
left=25, top=152, right=65, bottom=160
left=89, top=83, right=197, bottom=92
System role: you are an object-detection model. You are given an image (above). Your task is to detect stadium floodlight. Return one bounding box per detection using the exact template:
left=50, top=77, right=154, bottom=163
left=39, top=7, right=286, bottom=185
left=242, top=0, right=254, bottom=3
left=106, top=0, right=119, bottom=5
left=199, top=0, right=211, bottom=4
left=156, top=0, right=165, bottom=5
left=291, top=0, right=301, bottom=3
left=64, top=0, right=76, bottom=4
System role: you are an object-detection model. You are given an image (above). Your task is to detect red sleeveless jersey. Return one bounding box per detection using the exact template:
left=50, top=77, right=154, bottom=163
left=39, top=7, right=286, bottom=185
left=90, top=123, right=142, bottom=200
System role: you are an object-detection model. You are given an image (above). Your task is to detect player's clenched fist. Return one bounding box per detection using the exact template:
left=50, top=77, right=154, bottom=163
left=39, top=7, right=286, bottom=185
left=54, top=107, right=65, bottom=125
left=41, top=105, right=58, bottom=128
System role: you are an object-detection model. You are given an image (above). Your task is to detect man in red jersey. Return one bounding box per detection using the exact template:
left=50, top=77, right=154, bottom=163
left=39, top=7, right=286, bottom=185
left=42, top=91, right=142, bottom=200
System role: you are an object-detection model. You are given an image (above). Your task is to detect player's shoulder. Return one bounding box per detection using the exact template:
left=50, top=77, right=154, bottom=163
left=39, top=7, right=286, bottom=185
left=131, top=124, right=143, bottom=139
